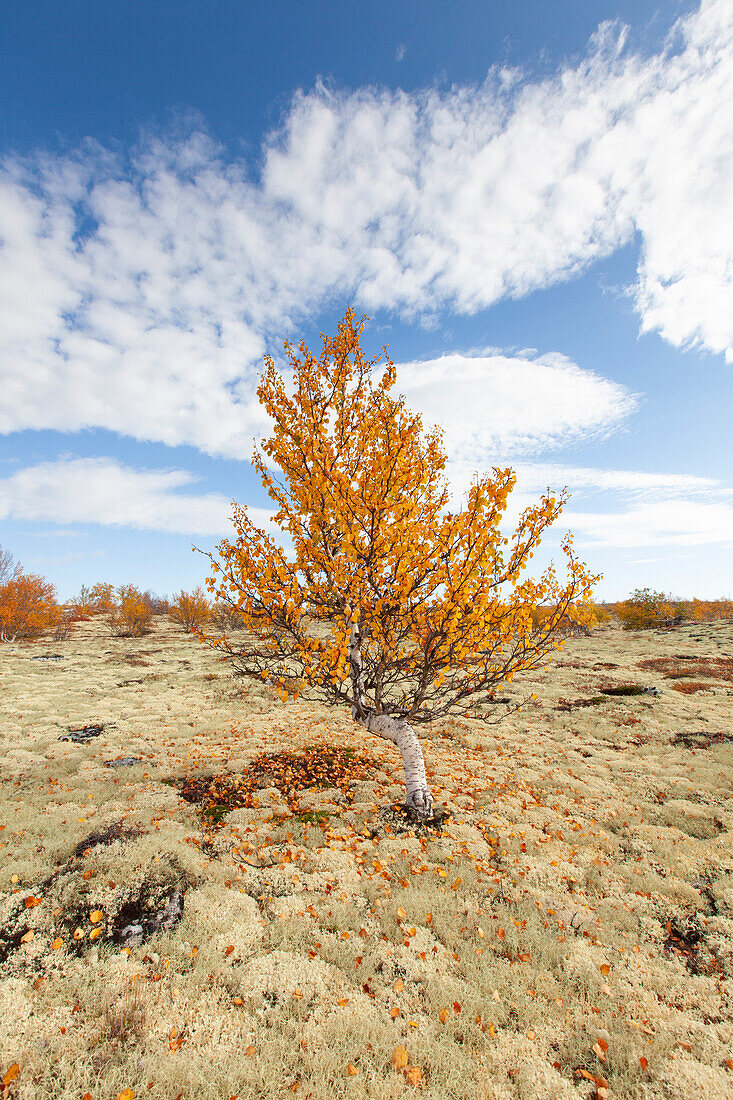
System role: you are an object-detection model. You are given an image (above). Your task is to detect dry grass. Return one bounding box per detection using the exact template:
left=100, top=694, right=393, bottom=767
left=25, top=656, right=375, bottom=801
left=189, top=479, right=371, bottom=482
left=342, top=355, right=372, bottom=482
left=1, top=616, right=732, bottom=1099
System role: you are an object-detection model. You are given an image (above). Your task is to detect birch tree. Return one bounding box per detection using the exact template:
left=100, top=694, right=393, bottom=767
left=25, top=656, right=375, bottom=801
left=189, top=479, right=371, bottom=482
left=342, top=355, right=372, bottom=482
left=199, top=309, right=600, bottom=821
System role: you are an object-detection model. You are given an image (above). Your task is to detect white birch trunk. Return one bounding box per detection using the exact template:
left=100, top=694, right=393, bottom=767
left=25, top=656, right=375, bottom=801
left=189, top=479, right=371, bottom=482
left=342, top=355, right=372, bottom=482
left=348, top=618, right=434, bottom=820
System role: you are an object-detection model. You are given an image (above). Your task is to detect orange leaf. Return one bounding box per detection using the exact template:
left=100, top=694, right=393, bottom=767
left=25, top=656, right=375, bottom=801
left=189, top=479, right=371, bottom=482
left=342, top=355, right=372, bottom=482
left=439, top=1008, right=449, bottom=1024
left=225, top=945, right=234, bottom=956
left=245, top=1045, right=256, bottom=1056
left=20, top=930, right=34, bottom=943
left=396, top=907, right=407, bottom=919
left=599, top=964, right=610, bottom=975
left=89, top=910, right=104, bottom=924
left=233, top=997, right=244, bottom=1005
left=51, top=937, right=63, bottom=950
left=404, top=1066, right=423, bottom=1085
left=389, top=1007, right=400, bottom=1019
left=593, top=1042, right=606, bottom=1061
left=82, top=1094, right=92, bottom=1100
left=392, top=978, right=404, bottom=993
left=639, top=1057, right=648, bottom=1070
left=453, top=1001, right=461, bottom=1014
left=391, top=1045, right=409, bottom=1070
left=597, top=1037, right=609, bottom=1052
left=346, top=1064, right=359, bottom=1076
left=3, top=1064, right=20, bottom=1086
left=496, top=927, right=505, bottom=940
left=338, top=998, right=350, bottom=1007
left=23, top=896, right=42, bottom=908
left=116, top=1090, right=135, bottom=1100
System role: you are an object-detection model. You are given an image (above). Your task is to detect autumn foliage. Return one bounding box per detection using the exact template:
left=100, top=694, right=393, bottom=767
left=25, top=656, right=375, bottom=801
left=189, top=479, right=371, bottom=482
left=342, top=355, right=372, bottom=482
left=107, top=584, right=153, bottom=637
left=0, top=572, right=60, bottom=641
left=199, top=309, right=600, bottom=724
left=72, top=582, right=116, bottom=616
left=169, top=587, right=211, bottom=632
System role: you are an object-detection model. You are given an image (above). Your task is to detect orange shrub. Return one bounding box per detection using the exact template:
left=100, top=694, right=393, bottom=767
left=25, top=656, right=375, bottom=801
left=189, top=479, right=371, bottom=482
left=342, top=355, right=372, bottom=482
left=616, top=588, right=674, bottom=630
left=72, top=582, right=116, bottom=616
left=170, top=587, right=211, bottom=633
left=0, top=573, right=60, bottom=641
left=530, top=600, right=604, bottom=636
left=89, top=582, right=116, bottom=612
left=108, top=584, right=153, bottom=637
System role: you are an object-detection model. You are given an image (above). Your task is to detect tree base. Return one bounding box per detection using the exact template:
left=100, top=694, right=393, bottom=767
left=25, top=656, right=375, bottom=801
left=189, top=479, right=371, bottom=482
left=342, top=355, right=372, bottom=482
left=375, top=802, right=452, bottom=834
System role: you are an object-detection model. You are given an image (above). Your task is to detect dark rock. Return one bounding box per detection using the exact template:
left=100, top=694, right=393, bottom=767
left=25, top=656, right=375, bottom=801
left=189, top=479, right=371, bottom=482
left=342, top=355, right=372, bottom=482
left=113, top=888, right=185, bottom=948
left=74, top=820, right=140, bottom=857
left=103, top=757, right=144, bottom=768
left=61, top=724, right=105, bottom=743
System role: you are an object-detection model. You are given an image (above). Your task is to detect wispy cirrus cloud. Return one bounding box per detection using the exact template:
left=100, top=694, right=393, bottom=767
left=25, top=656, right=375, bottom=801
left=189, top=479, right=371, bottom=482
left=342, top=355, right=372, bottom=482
left=0, top=0, right=730, bottom=461
left=2, top=454, right=731, bottom=555
left=0, top=457, right=239, bottom=535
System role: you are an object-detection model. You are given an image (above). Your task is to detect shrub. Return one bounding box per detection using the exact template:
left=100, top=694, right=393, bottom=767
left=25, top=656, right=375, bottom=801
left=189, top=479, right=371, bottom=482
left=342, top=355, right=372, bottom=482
left=108, top=584, right=153, bottom=637
left=170, top=587, right=211, bottom=633
left=71, top=582, right=116, bottom=615
left=617, top=588, right=674, bottom=630
left=530, top=601, right=602, bottom=637
left=53, top=609, right=75, bottom=641
left=141, top=590, right=170, bottom=616
left=211, top=601, right=247, bottom=633
left=0, top=545, right=22, bottom=586
left=89, top=582, right=116, bottom=612
left=0, top=573, right=60, bottom=641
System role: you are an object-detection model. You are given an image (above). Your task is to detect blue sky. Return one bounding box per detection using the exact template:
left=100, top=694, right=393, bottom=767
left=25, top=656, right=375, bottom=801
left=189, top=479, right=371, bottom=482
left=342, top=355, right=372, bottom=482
left=1, top=0, right=731, bottom=603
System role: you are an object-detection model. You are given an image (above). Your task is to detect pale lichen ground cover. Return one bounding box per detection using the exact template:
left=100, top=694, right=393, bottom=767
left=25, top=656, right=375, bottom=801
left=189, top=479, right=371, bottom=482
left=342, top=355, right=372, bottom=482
left=1, top=616, right=732, bottom=1099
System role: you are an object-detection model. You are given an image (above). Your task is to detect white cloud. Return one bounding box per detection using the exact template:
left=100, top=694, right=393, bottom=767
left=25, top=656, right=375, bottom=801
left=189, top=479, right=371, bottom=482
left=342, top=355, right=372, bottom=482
left=395, top=44, right=406, bottom=62
left=3, top=452, right=731, bottom=559
left=509, top=462, right=720, bottom=499
left=0, top=457, right=247, bottom=535
left=380, top=352, right=637, bottom=460
left=0, top=0, right=730, bottom=459
left=563, top=498, right=733, bottom=548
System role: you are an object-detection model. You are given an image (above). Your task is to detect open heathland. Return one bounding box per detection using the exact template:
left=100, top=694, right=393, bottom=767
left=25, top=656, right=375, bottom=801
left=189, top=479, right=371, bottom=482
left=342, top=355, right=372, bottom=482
left=1, top=615, right=732, bottom=1099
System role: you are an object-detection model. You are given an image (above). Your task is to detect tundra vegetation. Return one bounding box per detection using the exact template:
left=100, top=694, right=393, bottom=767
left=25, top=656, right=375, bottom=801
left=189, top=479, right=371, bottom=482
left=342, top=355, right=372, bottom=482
left=1, top=602, right=732, bottom=1099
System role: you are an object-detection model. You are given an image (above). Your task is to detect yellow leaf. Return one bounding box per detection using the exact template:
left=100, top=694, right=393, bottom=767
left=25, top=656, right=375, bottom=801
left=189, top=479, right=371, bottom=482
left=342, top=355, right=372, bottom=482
left=391, top=1045, right=409, bottom=1070
left=116, top=1090, right=135, bottom=1100
left=90, top=927, right=103, bottom=941
left=439, top=1008, right=449, bottom=1024
left=89, top=910, right=104, bottom=923
left=3, top=1064, right=20, bottom=1086
left=51, top=937, right=63, bottom=950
